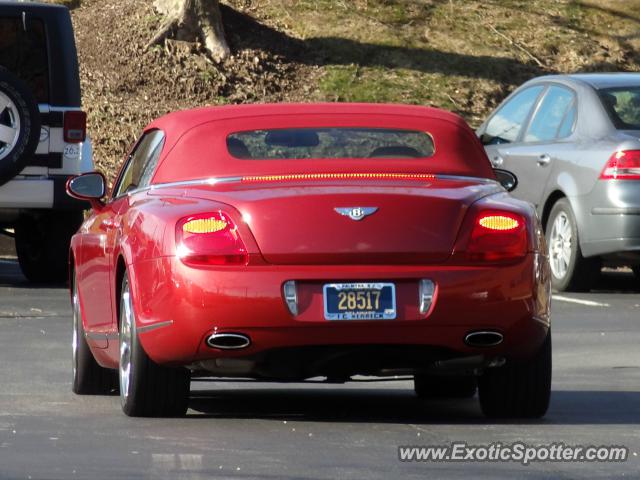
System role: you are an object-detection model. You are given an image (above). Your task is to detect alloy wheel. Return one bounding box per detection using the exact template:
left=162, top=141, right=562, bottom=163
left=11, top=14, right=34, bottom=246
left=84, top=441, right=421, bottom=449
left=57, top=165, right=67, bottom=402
left=549, top=211, right=573, bottom=280
left=0, top=91, right=20, bottom=161
left=72, top=280, right=79, bottom=381
left=119, top=281, right=133, bottom=403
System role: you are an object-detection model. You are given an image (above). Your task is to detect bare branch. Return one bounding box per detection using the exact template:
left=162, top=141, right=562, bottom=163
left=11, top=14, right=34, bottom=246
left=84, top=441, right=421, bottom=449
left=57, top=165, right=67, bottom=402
left=486, top=23, right=546, bottom=69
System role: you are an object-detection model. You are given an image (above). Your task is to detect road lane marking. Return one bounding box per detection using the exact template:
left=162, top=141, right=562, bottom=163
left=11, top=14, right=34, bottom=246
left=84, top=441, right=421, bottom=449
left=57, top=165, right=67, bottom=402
left=553, top=295, right=610, bottom=307
left=151, top=453, right=176, bottom=470
left=179, top=454, right=203, bottom=470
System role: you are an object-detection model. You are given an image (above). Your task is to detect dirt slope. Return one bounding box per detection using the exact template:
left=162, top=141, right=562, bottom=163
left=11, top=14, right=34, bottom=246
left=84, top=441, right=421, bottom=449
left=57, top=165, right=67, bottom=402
left=69, top=0, right=308, bottom=177
left=46, top=0, right=640, bottom=178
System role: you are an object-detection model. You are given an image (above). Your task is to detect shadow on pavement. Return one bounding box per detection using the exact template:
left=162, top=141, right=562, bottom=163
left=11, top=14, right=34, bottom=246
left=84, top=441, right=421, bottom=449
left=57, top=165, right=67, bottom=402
left=592, top=270, right=639, bottom=293
left=187, top=387, right=640, bottom=425
left=0, top=258, right=66, bottom=289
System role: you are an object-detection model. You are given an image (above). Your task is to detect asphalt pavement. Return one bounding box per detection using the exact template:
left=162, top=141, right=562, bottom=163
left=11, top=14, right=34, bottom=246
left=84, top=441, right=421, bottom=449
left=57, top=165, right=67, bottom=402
left=0, top=256, right=639, bottom=480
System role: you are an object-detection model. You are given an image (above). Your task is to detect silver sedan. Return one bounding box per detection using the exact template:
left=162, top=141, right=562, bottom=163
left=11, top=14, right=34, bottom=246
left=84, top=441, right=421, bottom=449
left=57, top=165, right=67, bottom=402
left=477, top=73, right=640, bottom=291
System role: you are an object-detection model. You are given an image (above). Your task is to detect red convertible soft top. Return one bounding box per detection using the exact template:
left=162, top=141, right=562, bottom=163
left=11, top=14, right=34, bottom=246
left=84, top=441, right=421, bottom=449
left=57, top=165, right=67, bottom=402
left=147, top=103, right=494, bottom=183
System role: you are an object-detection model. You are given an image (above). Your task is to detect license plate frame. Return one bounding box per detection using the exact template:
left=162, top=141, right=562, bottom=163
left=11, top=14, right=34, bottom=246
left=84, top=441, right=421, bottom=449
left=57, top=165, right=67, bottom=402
left=323, top=282, right=396, bottom=320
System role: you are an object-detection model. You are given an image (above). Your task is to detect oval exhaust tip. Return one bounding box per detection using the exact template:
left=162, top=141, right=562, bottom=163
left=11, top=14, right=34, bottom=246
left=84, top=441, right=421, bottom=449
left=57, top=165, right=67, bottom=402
left=206, top=333, right=251, bottom=350
left=464, top=331, right=503, bottom=347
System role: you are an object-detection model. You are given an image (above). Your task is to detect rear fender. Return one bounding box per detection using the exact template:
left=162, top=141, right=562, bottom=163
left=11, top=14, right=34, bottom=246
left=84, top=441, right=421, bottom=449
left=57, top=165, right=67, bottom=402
left=123, top=191, right=261, bottom=261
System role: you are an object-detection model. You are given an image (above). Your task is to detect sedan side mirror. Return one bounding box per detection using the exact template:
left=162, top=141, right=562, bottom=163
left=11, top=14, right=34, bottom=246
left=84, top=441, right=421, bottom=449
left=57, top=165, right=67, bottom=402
left=66, top=172, right=106, bottom=211
left=494, top=169, right=518, bottom=192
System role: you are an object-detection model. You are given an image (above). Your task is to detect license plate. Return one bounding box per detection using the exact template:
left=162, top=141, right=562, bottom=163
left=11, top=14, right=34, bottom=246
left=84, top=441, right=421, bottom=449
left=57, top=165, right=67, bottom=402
left=323, top=282, right=396, bottom=320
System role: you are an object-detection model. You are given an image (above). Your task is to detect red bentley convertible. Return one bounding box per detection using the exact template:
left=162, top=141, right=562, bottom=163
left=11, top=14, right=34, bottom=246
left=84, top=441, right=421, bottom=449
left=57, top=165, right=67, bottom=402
left=67, top=103, right=551, bottom=418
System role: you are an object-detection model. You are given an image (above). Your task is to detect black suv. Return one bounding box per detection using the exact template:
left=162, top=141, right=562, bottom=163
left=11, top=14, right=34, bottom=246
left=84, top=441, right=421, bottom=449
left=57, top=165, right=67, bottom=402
left=0, top=1, right=93, bottom=283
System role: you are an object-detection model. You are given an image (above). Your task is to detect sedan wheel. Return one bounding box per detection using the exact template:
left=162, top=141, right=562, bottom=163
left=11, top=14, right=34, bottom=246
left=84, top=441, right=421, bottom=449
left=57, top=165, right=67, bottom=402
left=72, top=273, right=118, bottom=395
left=119, top=274, right=190, bottom=417
left=545, top=198, right=600, bottom=292
left=549, top=211, right=572, bottom=280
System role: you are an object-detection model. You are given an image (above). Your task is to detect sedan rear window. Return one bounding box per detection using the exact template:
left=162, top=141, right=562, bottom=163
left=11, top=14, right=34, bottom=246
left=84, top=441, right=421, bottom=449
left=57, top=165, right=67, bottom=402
left=227, top=128, right=435, bottom=159
left=599, top=87, right=640, bottom=129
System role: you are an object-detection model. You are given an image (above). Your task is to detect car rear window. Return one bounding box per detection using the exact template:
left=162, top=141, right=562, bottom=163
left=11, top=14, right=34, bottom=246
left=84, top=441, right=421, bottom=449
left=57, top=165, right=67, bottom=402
left=227, top=128, right=435, bottom=159
left=599, top=87, right=640, bottom=129
left=0, top=17, right=49, bottom=103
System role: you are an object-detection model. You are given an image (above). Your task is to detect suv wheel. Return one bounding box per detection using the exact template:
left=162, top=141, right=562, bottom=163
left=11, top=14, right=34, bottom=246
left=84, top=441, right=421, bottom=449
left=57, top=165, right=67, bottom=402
left=0, top=67, right=40, bottom=186
left=546, top=198, right=600, bottom=291
left=478, top=332, right=552, bottom=418
left=15, top=211, right=84, bottom=284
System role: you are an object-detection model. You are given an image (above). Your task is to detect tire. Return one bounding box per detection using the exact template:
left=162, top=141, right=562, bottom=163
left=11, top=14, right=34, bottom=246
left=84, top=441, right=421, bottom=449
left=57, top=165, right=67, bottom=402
left=545, top=198, right=600, bottom=292
left=0, top=66, right=40, bottom=186
left=15, top=210, right=84, bottom=284
left=414, top=375, right=477, bottom=399
left=119, top=275, right=190, bottom=417
left=72, top=272, right=118, bottom=395
left=478, top=332, right=552, bottom=419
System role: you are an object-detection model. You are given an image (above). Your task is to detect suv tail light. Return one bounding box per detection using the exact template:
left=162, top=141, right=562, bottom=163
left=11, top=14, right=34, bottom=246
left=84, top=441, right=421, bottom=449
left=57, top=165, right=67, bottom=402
left=600, top=150, right=640, bottom=180
left=64, top=111, right=87, bottom=143
left=176, top=212, right=248, bottom=266
left=462, top=211, right=528, bottom=262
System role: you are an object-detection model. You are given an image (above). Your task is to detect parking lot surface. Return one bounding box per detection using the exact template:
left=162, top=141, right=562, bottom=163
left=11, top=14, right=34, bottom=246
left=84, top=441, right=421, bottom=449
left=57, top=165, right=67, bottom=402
left=0, top=259, right=639, bottom=479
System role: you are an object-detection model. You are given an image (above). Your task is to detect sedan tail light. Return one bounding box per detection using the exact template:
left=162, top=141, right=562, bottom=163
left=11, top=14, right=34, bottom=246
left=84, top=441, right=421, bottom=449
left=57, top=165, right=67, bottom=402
left=600, top=150, right=640, bottom=180
left=176, top=212, right=248, bottom=266
left=462, top=211, right=528, bottom=262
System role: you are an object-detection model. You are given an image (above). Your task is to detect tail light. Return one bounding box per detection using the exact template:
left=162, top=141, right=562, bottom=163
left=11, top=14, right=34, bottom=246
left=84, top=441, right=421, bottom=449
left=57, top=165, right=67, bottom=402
left=176, top=212, right=248, bottom=266
left=462, top=211, right=528, bottom=262
left=600, top=150, right=640, bottom=180
left=64, top=111, right=87, bottom=143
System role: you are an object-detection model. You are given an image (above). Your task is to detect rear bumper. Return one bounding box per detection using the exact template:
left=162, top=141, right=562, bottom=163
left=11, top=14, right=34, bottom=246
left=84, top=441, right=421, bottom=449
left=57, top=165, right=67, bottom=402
left=580, top=209, right=640, bottom=259
left=0, top=175, right=88, bottom=211
left=576, top=180, right=640, bottom=258
left=128, top=254, right=551, bottom=375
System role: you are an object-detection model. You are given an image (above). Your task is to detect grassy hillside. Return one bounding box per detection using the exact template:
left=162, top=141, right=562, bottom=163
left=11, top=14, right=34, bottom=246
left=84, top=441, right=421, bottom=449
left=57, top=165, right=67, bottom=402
left=47, top=0, right=640, bottom=178
left=239, top=0, right=640, bottom=120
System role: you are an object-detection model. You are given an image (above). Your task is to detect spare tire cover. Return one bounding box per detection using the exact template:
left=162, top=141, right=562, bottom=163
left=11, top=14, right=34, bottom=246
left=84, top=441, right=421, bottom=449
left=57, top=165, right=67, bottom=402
left=0, top=66, right=41, bottom=186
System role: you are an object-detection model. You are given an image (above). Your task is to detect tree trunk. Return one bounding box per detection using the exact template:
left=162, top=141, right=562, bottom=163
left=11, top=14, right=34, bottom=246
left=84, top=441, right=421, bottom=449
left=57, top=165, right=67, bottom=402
left=147, top=0, right=230, bottom=62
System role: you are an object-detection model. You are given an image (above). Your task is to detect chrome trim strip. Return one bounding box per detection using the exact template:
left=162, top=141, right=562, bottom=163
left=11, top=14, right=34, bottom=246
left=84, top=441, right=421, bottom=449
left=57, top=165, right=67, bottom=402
left=122, top=177, right=242, bottom=197
left=85, top=331, right=119, bottom=341
left=143, top=174, right=499, bottom=193
left=146, top=177, right=241, bottom=193
left=138, top=320, right=174, bottom=334
left=436, top=174, right=500, bottom=186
